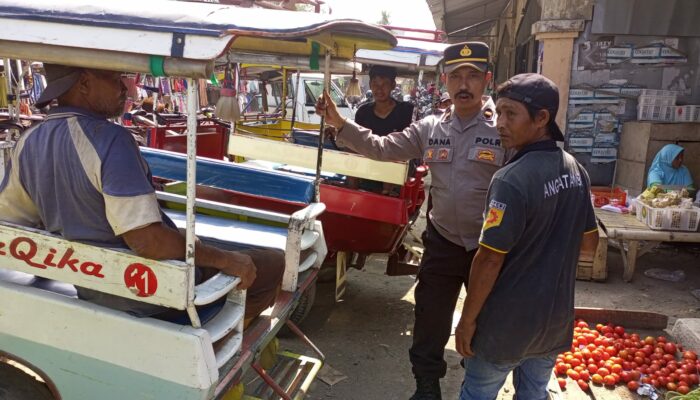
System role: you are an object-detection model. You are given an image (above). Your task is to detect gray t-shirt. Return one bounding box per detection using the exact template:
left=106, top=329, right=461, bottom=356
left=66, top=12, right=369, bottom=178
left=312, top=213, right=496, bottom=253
left=472, top=141, right=597, bottom=363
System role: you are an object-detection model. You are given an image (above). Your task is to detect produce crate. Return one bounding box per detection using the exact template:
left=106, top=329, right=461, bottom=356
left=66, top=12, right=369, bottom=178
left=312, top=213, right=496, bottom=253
left=637, top=203, right=700, bottom=231
left=576, top=224, right=608, bottom=281
left=590, top=186, right=627, bottom=208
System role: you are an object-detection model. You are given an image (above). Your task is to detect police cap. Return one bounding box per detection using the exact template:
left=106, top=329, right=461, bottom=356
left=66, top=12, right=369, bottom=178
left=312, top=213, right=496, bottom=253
left=442, top=42, right=489, bottom=73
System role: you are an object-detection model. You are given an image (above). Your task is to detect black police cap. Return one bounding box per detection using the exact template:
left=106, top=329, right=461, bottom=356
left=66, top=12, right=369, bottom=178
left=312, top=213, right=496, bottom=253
left=442, top=42, right=489, bottom=73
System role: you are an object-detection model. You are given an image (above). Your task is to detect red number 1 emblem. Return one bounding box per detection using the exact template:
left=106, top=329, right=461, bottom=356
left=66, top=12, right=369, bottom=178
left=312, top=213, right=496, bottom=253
left=124, top=263, right=158, bottom=297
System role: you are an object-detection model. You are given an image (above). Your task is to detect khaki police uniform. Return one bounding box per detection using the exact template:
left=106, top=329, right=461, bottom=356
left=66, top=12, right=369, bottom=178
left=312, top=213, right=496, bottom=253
left=336, top=96, right=505, bottom=380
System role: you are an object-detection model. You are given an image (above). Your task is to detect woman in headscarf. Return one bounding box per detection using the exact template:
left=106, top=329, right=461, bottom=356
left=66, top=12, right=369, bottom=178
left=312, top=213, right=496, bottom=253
left=647, top=144, right=695, bottom=194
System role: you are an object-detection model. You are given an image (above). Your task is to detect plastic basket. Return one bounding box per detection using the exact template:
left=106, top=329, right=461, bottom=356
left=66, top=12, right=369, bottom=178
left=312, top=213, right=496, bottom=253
left=637, top=204, right=700, bottom=231
left=591, top=186, right=627, bottom=208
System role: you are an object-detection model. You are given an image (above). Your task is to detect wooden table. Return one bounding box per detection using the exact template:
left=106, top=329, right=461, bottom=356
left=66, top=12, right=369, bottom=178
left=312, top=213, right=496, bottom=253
left=595, top=209, right=700, bottom=282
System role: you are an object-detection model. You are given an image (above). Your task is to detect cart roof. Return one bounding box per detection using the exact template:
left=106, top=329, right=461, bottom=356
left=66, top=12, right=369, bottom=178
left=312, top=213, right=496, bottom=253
left=356, top=38, right=448, bottom=72
left=0, top=0, right=396, bottom=61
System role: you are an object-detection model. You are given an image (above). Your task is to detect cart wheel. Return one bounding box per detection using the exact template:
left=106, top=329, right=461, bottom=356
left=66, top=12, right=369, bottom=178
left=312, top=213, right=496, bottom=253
left=278, top=279, right=317, bottom=338
left=0, top=361, right=55, bottom=400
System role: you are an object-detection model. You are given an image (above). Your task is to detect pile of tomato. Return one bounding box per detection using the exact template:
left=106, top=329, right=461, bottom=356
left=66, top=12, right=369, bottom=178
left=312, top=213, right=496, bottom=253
left=554, top=320, right=700, bottom=395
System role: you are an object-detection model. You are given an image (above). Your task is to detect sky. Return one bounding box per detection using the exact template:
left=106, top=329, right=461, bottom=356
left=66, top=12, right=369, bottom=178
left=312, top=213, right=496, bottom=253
left=321, top=0, right=436, bottom=30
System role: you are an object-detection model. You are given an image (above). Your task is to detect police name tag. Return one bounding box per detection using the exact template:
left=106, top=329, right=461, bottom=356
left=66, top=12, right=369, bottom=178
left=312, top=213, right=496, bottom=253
left=468, top=146, right=505, bottom=166
left=424, top=147, right=453, bottom=163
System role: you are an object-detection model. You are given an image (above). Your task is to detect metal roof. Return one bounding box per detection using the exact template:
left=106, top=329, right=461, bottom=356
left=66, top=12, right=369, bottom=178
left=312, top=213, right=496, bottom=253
left=426, top=0, right=510, bottom=42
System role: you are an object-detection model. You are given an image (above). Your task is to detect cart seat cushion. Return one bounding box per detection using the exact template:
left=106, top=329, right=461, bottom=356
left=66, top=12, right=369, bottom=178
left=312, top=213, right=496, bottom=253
left=140, top=147, right=314, bottom=204
left=163, top=209, right=287, bottom=251
left=0, top=269, right=78, bottom=298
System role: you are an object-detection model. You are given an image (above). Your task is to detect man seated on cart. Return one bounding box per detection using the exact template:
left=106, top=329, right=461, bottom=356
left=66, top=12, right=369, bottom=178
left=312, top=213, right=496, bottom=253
left=0, top=64, right=283, bottom=324
left=353, top=65, right=414, bottom=195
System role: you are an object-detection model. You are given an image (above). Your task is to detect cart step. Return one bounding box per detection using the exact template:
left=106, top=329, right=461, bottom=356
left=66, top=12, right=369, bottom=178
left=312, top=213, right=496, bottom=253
left=245, top=351, right=323, bottom=400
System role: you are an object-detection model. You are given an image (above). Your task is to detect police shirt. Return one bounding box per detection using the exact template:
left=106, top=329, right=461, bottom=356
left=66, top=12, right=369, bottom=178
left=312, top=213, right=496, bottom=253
left=336, top=96, right=504, bottom=249
left=473, top=140, right=598, bottom=363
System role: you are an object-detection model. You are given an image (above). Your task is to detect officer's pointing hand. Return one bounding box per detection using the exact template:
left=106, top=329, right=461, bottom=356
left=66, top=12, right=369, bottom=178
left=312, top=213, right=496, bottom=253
left=315, top=89, right=345, bottom=129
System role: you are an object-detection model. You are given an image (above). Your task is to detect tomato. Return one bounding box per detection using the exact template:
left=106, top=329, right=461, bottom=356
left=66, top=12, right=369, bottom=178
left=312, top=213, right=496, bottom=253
left=611, top=373, right=621, bottom=384
left=570, top=358, right=582, bottom=368
left=603, top=375, right=616, bottom=386
left=588, top=364, right=598, bottom=374
left=630, top=370, right=641, bottom=381
left=679, top=373, right=690, bottom=383
left=577, top=321, right=589, bottom=329
left=577, top=380, right=590, bottom=392
left=684, top=363, right=697, bottom=373
left=667, top=382, right=678, bottom=391
left=620, top=371, right=632, bottom=382
left=591, top=374, right=604, bottom=385
left=579, top=370, right=590, bottom=382
left=611, top=364, right=623, bottom=374
left=567, top=370, right=580, bottom=381
left=597, top=367, right=610, bottom=377
left=660, top=367, right=670, bottom=377
left=644, top=336, right=656, bottom=345
left=615, top=326, right=625, bottom=336
left=628, top=381, right=640, bottom=391
left=678, top=385, right=690, bottom=395
left=664, top=342, right=677, bottom=355
left=657, top=336, right=667, bottom=343
left=557, top=377, right=566, bottom=390
left=605, top=346, right=618, bottom=357
left=663, top=354, right=675, bottom=363
left=683, top=351, right=698, bottom=361
left=688, top=373, right=699, bottom=385
left=618, top=349, right=629, bottom=360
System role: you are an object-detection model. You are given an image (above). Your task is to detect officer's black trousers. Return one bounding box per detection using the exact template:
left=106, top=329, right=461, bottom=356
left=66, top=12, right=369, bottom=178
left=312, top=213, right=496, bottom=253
left=409, top=221, right=476, bottom=379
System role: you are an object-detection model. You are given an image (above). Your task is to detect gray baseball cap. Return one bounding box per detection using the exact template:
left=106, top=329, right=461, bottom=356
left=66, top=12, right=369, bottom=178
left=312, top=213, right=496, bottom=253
left=35, top=64, right=83, bottom=108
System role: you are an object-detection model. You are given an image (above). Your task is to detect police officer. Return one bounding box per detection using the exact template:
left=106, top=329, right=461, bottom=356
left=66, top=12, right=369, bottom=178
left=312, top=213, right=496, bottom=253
left=316, top=42, right=504, bottom=400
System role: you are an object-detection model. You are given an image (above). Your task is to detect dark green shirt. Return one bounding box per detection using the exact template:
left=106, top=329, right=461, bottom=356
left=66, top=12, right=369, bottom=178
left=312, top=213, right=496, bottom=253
left=473, top=141, right=597, bottom=363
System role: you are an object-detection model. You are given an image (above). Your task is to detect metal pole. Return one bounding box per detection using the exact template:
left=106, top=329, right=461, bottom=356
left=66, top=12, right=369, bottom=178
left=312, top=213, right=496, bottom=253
left=4, top=59, right=15, bottom=121
left=281, top=68, right=288, bottom=120
left=314, top=52, right=331, bottom=202
left=15, top=60, right=24, bottom=91
left=289, top=70, right=301, bottom=130
left=151, top=77, right=160, bottom=126
left=185, top=78, right=201, bottom=328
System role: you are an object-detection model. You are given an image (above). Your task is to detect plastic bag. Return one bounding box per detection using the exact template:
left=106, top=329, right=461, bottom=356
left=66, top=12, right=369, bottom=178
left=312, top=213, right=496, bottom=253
left=644, top=268, right=686, bottom=282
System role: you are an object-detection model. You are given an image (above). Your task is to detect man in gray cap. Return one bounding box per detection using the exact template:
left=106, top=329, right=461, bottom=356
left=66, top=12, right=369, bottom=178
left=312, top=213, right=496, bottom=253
left=0, top=64, right=282, bottom=322
left=316, top=42, right=504, bottom=400
left=454, top=73, right=599, bottom=399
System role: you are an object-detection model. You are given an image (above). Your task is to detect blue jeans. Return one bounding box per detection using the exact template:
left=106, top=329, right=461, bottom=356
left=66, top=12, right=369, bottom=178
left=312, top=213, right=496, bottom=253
left=459, top=354, right=556, bottom=400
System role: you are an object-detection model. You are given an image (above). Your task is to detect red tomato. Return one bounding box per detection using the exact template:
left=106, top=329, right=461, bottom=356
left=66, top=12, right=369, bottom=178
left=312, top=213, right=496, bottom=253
left=577, top=321, right=589, bottom=329
left=644, top=336, right=656, bottom=345
left=597, top=367, right=610, bottom=377
left=620, top=371, right=632, bottom=382
left=618, top=350, right=629, bottom=360
left=665, top=342, right=677, bottom=355
left=614, top=326, right=625, bottom=336
left=657, top=336, right=667, bottom=343
left=678, top=385, right=690, bottom=395
left=630, top=371, right=641, bottom=381
left=588, top=364, right=598, bottom=374
left=628, top=381, right=640, bottom=391
left=557, top=377, right=566, bottom=390
left=591, top=374, right=604, bottom=385
left=570, top=358, right=582, bottom=368
left=567, top=370, right=580, bottom=381
left=650, top=379, right=660, bottom=388
left=612, top=364, right=623, bottom=374
left=683, top=351, right=698, bottom=361
left=578, top=380, right=590, bottom=392
left=579, top=370, right=591, bottom=382
left=603, top=375, right=616, bottom=386
left=667, top=382, right=678, bottom=391
left=606, top=346, right=618, bottom=357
